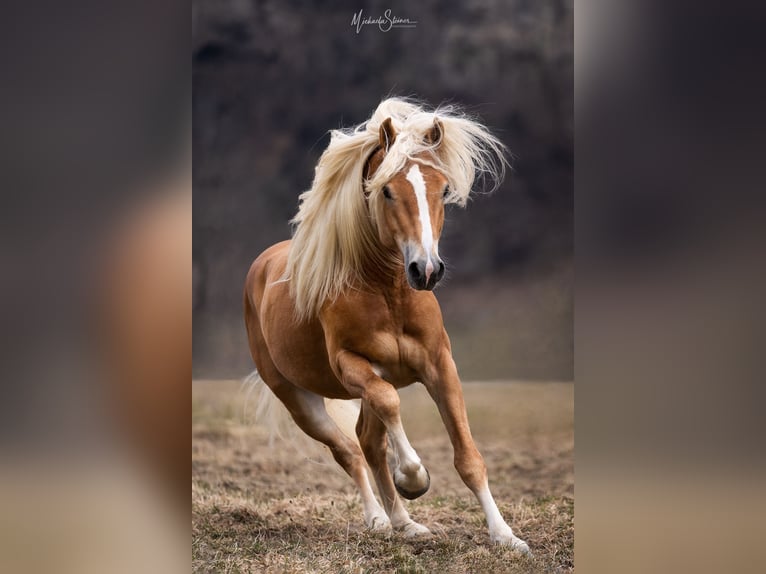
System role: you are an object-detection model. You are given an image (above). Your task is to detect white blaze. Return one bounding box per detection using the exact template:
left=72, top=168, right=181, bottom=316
left=405, top=164, right=435, bottom=278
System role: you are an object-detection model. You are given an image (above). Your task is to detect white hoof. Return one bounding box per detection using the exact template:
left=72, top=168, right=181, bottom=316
left=511, top=538, right=531, bottom=555
left=366, top=513, right=392, bottom=533
left=400, top=521, right=432, bottom=538
left=491, top=529, right=530, bottom=554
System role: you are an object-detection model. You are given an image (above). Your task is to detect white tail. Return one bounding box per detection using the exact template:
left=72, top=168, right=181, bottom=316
left=324, top=396, right=362, bottom=442
left=242, top=370, right=361, bottom=459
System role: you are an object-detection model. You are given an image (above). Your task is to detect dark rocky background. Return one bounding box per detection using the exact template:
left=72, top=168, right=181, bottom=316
left=193, top=0, right=572, bottom=380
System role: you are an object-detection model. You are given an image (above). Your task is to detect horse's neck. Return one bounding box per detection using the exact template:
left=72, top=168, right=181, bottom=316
left=360, top=266, right=407, bottom=298
left=357, top=244, right=407, bottom=292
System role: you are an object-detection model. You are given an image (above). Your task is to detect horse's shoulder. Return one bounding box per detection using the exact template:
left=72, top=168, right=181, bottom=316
left=321, top=287, right=389, bottom=326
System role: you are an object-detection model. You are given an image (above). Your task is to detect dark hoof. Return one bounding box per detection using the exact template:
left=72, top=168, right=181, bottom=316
left=394, top=468, right=430, bottom=500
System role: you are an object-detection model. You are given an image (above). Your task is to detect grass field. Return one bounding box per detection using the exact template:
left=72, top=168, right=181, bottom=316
left=193, top=380, right=573, bottom=573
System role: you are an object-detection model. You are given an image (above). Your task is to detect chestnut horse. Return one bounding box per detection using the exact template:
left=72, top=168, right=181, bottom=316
left=243, top=98, right=529, bottom=551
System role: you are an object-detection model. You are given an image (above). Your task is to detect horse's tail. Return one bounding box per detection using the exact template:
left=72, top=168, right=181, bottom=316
left=243, top=370, right=297, bottom=449
left=242, top=370, right=361, bottom=459
left=325, top=397, right=362, bottom=443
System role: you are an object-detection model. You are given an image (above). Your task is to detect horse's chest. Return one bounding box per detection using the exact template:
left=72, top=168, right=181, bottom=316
left=326, top=293, right=441, bottom=386
left=361, top=331, right=430, bottom=388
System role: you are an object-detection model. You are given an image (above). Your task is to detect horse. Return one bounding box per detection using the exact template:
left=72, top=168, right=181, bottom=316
left=243, top=97, right=529, bottom=552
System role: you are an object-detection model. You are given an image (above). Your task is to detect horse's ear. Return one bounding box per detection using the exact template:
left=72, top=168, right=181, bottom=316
left=379, top=117, right=397, bottom=152
left=425, top=118, right=444, bottom=148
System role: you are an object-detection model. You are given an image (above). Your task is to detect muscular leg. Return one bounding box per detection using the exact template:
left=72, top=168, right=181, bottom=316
left=245, top=303, right=388, bottom=531
left=356, top=400, right=431, bottom=537
left=266, top=374, right=390, bottom=531
left=335, top=351, right=430, bottom=500
left=425, top=353, right=530, bottom=552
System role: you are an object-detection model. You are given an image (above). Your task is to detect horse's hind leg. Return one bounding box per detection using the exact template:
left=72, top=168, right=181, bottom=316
left=244, top=291, right=388, bottom=531
left=356, top=400, right=431, bottom=538
left=263, top=372, right=390, bottom=532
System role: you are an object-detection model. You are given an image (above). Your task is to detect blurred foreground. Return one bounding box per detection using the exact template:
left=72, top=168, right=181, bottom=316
left=0, top=170, right=191, bottom=574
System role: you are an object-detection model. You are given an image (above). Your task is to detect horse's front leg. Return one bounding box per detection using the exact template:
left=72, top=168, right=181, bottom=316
left=424, top=348, right=530, bottom=553
left=334, top=350, right=432, bottom=537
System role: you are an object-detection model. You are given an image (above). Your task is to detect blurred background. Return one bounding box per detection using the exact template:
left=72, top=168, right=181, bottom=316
left=193, top=0, right=573, bottom=381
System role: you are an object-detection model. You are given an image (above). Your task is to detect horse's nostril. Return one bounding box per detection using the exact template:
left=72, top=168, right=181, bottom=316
left=437, top=261, right=445, bottom=277
left=408, top=261, right=420, bottom=279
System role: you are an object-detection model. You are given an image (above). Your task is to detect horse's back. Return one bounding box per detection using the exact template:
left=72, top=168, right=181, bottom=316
left=243, top=240, right=350, bottom=399
left=244, top=239, right=293, bottom=354
left=244, top=240, right=291, bottom=310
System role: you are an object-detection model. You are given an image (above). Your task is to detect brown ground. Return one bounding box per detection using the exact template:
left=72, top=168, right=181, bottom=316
left=193, top=380, right=573, bottom=573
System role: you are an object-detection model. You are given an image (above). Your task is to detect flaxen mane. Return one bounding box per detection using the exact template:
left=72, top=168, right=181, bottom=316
left=285, top=97, right=508, bottom=321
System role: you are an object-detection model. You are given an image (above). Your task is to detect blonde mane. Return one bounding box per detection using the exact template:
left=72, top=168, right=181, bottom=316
left=285, top=97, right=509, bottom=321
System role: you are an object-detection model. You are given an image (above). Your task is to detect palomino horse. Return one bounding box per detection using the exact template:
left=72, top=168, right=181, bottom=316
left=243, top=98, right=529, bottom=552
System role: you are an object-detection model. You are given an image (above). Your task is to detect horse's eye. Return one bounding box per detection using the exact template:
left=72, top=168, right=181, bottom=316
left=442, top=186, right=450, bottom=200
left=382, top=186, right=392, bottom=200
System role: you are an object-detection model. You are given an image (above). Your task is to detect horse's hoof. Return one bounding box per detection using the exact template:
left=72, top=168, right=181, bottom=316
left=491, top=530, right=531, bottom=555
left=366, top=513, right=392, bottom=533
left=512, top=539, right=531, bottom=555
left=401, top=521, right=432, bottom=538
left=394, top=467, right=430, bottom=500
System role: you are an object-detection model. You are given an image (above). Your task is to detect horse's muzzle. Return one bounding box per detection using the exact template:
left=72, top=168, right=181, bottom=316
left=406, top=258, right=445, bottom=291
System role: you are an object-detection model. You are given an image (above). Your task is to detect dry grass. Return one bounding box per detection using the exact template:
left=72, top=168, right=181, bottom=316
left=193, top=380, right=573, bottom=573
